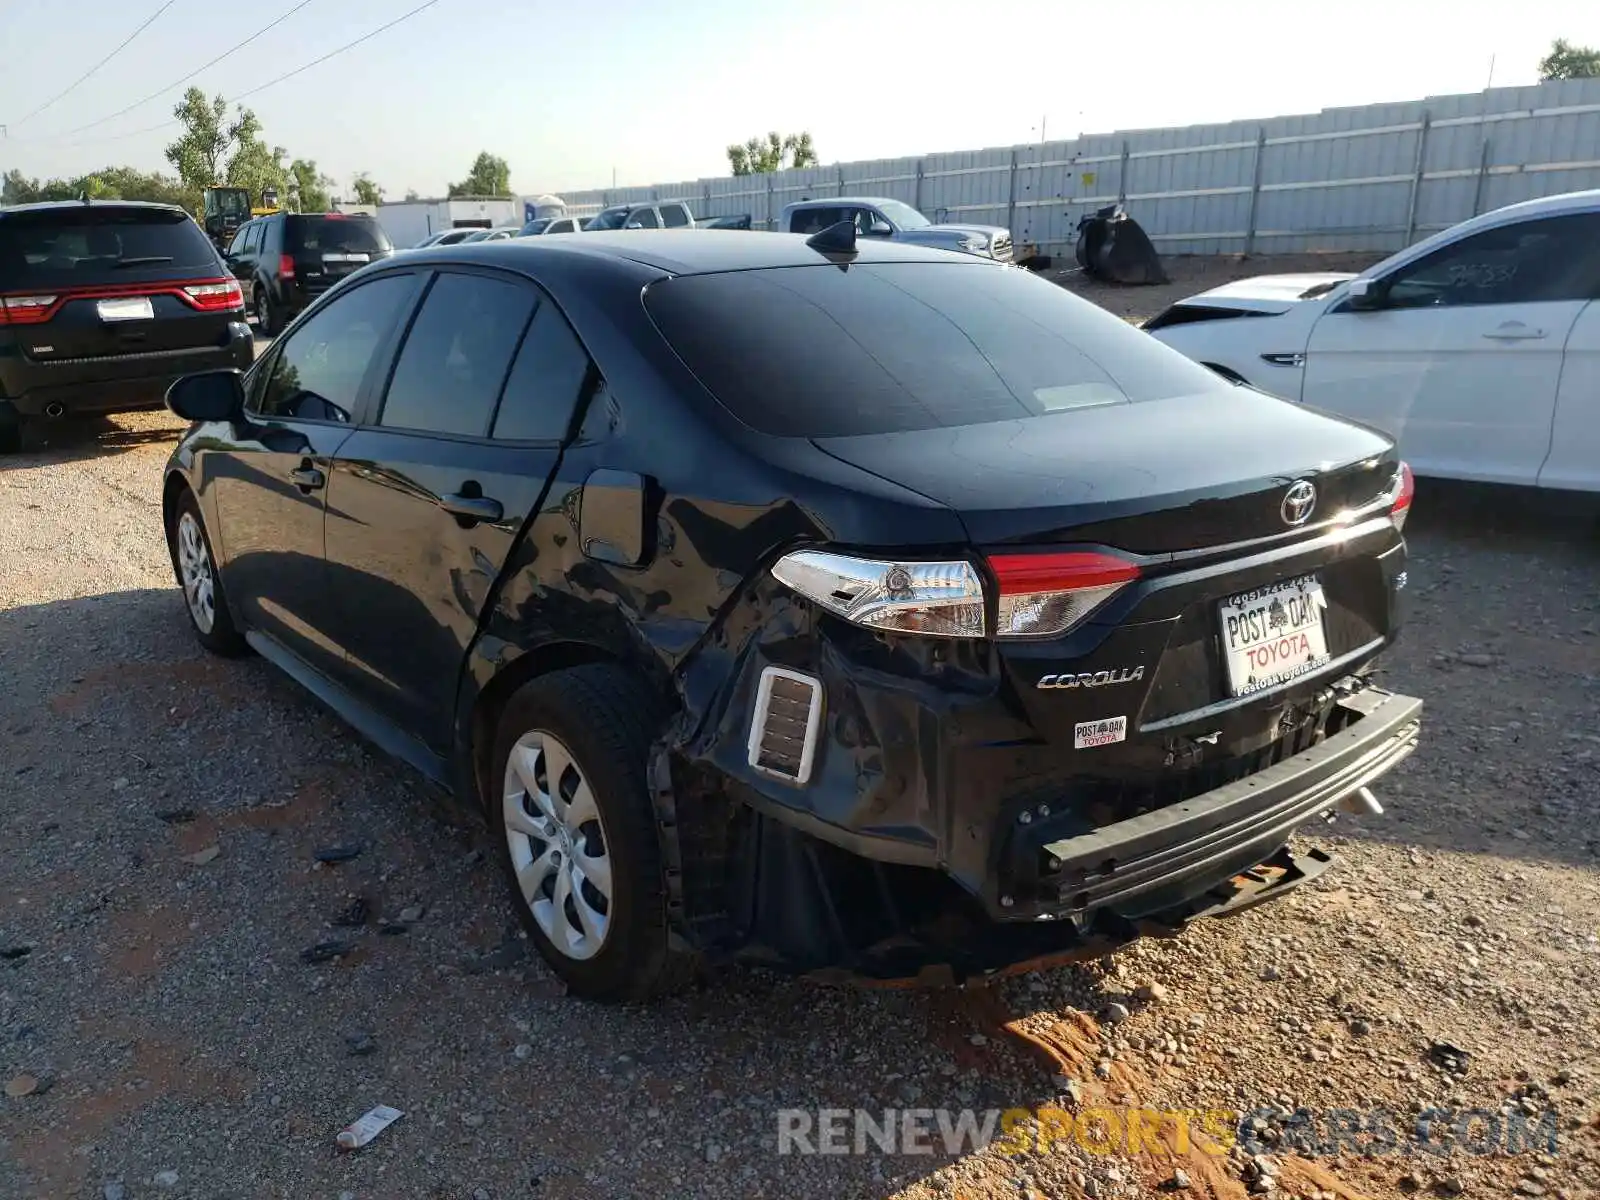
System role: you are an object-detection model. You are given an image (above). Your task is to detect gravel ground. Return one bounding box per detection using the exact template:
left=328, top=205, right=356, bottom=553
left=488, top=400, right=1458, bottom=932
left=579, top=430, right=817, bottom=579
left=1, top=267, right=1597, bottom=1200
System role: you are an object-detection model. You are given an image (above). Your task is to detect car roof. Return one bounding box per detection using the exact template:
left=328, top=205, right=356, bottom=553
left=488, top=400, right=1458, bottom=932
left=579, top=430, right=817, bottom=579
left=401, top=228, right=987, bottom=276
left=784, top=197, right=897, bottom=210
left=0, top=199, right=189, bottom=219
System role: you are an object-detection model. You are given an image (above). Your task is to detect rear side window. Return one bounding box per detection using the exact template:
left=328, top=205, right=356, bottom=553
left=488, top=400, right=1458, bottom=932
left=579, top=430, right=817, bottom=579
left=492, top=301, right=593, bottom=442
left=287, top=215, right=392, bottom=255
left=0, top=207, right=217, bottom=288
left=645, top=262, right=1233, bottom=438
left=378, top=272, right=536, bottom=437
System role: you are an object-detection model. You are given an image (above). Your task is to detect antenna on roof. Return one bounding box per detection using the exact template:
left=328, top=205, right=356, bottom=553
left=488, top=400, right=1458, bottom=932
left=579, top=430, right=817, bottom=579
left=805, top=218, right=857, bottom=255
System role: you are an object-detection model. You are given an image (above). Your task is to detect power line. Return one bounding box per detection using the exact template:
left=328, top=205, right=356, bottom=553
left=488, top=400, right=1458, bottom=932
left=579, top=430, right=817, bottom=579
left=54, top=0, right=321, bottom=138
left=53, top=0, right=444, bottom=151
left=8, top=0, right=177, bottom=128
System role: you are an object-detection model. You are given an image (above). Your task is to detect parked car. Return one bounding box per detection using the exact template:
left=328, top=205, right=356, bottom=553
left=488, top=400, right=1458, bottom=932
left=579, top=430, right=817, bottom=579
left=0, top=200, right=252, bottom=453
left=584, top=200, right=696, bottom=230
left=699, top=213, right=753, bottom=230
left=461, top=226, right=522, bottom=244
left=160, top=229, right=1421, bottom=1002
left=781, top=196, right=1014, bottom=261
left=411, top=228, right=484, bottom=249
left=518, top=216, right=584, bottom=236
left=224, top=211, right=394, bottom=335
left=1143, top=189, right=1600, bottom=492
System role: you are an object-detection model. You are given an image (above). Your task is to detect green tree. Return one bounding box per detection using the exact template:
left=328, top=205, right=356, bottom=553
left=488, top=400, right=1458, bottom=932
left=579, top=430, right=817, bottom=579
left=727, top=131, right=819, bottom=176
left=289, top=159, right=335, bottom=212
left=1539, top=38, right=1600, bottom=79
left=3, top=165, right=190, bottom=207
left=223, top=107, right=288, bottom=203
left=351, top=172, right=384, bottom=205
left=447, top=151, right=511, bottom=197
left=403, top=188, right=420, bottom=201
left=3, top=169, right=41, bottom=204
left=163, top=88, right=232, bottom=190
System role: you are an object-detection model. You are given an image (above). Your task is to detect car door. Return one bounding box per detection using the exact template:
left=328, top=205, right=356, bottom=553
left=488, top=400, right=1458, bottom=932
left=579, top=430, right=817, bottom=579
left=322, top=267, right=597, bottom=750
left=1301, top=212, right=1600, bottom=486
left=1539, top=298, right=1600, bottom=491
left=207, top=271, right=423, bottom=679
left=225, top=222, right=258, bottom=299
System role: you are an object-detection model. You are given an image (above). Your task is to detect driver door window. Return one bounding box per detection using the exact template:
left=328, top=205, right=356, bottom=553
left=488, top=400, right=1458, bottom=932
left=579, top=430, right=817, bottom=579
left=853, top=208, right=892, bottom=237
left=1381, top=213, right=1600, bottom=309
left=252, top=274, right=418, bottom=424
left=629, top=208, right=660, bottom=229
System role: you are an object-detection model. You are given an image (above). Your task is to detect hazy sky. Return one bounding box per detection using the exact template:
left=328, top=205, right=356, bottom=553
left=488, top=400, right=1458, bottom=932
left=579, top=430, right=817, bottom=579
left=1, top=0, right=1594, bottom=200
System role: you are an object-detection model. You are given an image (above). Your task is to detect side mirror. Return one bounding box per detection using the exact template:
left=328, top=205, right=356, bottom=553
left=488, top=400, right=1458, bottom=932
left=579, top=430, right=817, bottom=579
left=1345, top=278, right=1382, bottom=310
left=167, top=369, right=245, bottom=423
left=866, top=220, right=893, bottom=237
left=624, top=221, right=644, bottom=230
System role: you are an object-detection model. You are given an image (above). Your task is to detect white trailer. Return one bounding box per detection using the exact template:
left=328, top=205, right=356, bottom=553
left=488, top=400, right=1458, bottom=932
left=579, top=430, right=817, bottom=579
left=373, top=197, right=523, bottom=248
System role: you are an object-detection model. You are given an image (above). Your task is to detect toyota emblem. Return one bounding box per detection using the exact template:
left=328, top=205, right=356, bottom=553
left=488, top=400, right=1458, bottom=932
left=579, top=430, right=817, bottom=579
left=1280, top=480, right=1317, bottom=527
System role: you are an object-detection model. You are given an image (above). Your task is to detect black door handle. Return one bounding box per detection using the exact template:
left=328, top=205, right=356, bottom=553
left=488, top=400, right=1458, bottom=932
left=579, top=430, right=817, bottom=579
left=289, top=465, right=325, bottom=490
left=439, top=492, right=503, bottom=524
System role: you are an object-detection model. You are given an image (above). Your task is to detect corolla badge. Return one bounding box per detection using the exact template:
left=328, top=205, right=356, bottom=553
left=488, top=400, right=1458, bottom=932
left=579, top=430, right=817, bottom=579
left=1280, top=480, right=1317, bottom=527
left=1037, top=666, right=1145, bottom=690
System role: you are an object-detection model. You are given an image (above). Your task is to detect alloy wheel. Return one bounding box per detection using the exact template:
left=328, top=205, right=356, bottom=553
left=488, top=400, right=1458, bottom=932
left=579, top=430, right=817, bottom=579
left=501, top=730, right=613, bottom=961
left=175, top=511, right=216, bottom=634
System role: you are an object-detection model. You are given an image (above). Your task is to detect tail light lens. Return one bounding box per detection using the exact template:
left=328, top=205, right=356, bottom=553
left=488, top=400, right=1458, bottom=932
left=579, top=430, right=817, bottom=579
left=770, top=547, right=1142, bottom=640
left=770, top=551, right=986, bottom=638
left=279, top=254, right=296, bottom=279
left=0, top=294, right=59, bottom=325
left=181, top=280, right=244, bottom=312
left=989, top=551, right=1141, bottom=638
left=1390, top=461, right=1414, bottom=531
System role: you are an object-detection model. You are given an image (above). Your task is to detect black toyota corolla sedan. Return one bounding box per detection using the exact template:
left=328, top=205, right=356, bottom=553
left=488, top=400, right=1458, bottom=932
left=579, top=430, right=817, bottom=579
left=159, top=227, right=1422, bottom=1002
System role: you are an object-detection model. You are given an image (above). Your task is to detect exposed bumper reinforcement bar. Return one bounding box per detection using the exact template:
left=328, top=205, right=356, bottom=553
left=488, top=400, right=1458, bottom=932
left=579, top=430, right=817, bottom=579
left=1034, top=688, right=1421, bottom=919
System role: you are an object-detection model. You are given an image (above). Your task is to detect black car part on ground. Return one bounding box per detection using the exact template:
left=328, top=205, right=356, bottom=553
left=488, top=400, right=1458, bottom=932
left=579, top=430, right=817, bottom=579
left=0, top=202, right=251, bottom=442
left=1075, top=203, right=1168, bottom=285
left=162, top=232, right=1419, bottom=993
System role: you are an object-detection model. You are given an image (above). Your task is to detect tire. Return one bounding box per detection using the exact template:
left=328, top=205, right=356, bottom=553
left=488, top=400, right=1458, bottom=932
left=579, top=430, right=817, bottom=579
left=255, top=286, right=280, bottom=337
left=165, top=486, right=248, bottom=657
left=490, top=664, right=696, bottom=1003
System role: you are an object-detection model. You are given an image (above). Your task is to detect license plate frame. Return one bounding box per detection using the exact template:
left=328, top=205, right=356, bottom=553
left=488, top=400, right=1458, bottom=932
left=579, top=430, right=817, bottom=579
left=1217, top=574, right=1331, bottom=698
left=96, top=296, right=154, bottom=322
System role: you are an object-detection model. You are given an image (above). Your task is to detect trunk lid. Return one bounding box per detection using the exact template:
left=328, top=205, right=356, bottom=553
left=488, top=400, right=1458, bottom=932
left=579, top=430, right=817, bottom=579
left=811, top=387, right=1396, bottom=554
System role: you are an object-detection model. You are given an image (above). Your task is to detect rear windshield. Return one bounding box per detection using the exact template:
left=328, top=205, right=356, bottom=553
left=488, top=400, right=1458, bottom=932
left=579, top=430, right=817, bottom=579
left=286, top=215, right=392, bottom=255
left=0, top=206, right=217, bottom=288
left=644, top=262, right=1232, bottom=437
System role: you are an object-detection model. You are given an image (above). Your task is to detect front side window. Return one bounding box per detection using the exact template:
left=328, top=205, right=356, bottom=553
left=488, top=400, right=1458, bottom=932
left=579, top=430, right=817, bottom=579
left=586, top=206, right=631, bottom=231
left=660, top=203, right=692, bottom=229
left=378, top=272, right=536, bottom=437
left=1382, top=213, right=1600, bottom=309
left=790, top=206, right=842, bottom=234
left=645, top=261, right=1231, bottom=438
left=629, top=208, right=660, bottom=229
left=226, top=227, right=250, bottom=256
left=253, top=274, right=417, bottom=423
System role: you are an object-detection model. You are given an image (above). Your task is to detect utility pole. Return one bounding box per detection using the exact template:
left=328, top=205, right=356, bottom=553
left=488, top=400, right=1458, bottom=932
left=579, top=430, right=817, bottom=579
left=1485, top=54, right=1496, bottom=89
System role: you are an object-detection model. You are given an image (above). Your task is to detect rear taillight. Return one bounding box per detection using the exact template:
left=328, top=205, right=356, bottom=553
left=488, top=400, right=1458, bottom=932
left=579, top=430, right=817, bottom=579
left=1390, top=461, right=1414, bottom=531
left=181, top=280, right=244, bottom=312
left=770, top=551, right=987, bottom=638
left=989, top=550, right=1141, bottom=639
left=0, top=294, right=58, bottom=325
left=770, top=546, right=1141, bottom=640
left=279, top=254, right=296, bottom=279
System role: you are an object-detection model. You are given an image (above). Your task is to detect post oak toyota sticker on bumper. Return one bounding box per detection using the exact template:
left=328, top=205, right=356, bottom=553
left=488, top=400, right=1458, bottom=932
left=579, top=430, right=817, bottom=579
left=1073, top=715, right=1127, bottom=750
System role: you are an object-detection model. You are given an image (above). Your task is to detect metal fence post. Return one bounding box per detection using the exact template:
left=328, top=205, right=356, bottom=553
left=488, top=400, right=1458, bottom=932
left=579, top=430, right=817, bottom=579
left=837, top=166, right=846, bottom=197
left=1403, top=112, right=1431, bottom=245
left=1470, top=134, right=1492, bottom=217
left=1006, top=148, right=1019, bottom=235
left=702, top=183, right=712, bottom=216
left=1243, top=126, right=1267, bottom=256
left=766, top=175, right=775, bottom=230
left=1117, top=139, right=1130, bottom=204
left=914, top=160, right=924, bottom=213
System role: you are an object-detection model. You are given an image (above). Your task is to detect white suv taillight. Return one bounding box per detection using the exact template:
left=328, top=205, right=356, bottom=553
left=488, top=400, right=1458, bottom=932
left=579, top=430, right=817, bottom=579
left=989, top=551, right=1141, bottom=638
left=770, top=551, right=986, bottom=638
left=1390, top=461, right=1414, bottom=531
left=769, top=547, right=1142, bottom=640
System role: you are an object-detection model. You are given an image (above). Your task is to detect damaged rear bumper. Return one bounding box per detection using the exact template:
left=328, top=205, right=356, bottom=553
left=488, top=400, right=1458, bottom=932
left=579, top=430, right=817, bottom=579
left=1003, top=686, right=1422, bottom=922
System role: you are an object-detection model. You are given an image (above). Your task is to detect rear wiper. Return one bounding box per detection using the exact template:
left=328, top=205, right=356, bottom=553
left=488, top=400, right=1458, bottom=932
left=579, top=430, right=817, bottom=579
left=112, top=256, right=174, bottom=268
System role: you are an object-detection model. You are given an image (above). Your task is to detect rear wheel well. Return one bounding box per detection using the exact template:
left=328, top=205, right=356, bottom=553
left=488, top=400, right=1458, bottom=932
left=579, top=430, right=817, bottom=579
left=469, top=641, right=664, bottom=817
